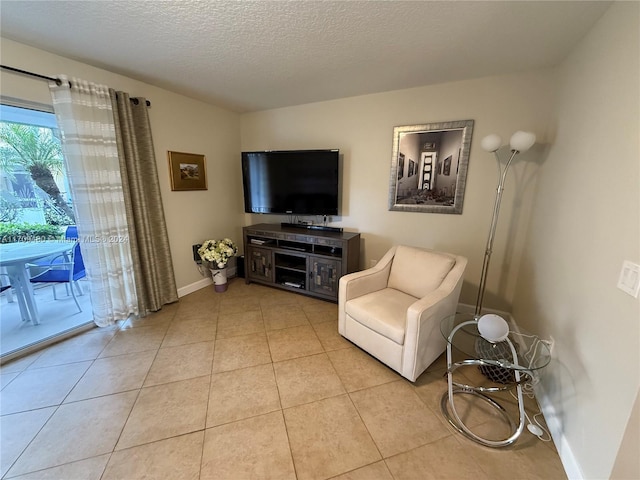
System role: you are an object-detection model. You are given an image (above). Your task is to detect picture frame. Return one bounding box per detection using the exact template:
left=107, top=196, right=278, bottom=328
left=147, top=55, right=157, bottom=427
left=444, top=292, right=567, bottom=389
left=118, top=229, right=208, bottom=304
left=168, top=151, right=207, bottom=191
left=388, top=119, right=474, bottom=214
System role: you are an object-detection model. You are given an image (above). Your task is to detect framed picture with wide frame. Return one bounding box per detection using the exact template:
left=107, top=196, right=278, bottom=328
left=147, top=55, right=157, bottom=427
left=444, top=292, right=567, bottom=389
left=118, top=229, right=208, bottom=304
left=168, top=151, right=208, bottom=191
left=388, top=119, right=474, bottom=214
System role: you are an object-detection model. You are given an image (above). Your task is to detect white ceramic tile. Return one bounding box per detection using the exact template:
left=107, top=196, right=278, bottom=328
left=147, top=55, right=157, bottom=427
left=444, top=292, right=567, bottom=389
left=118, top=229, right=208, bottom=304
left=7, top=391, right=137, bottom=477
left=116, top=376, right=209, bottom=450
left=0, top=407, right=56, bottom=477
left=0, top=361, right=92, bottom=414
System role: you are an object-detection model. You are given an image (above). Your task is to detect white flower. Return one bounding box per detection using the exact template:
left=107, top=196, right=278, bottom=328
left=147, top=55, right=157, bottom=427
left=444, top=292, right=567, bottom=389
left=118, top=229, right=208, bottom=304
left=198, top=238, right=238, bottom=269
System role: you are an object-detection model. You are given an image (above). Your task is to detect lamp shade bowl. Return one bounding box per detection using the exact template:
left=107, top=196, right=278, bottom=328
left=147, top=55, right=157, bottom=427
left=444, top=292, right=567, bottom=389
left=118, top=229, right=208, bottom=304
left=509, top=131, right=536, bottom=152
left=481, top=134, right=503, bottom=153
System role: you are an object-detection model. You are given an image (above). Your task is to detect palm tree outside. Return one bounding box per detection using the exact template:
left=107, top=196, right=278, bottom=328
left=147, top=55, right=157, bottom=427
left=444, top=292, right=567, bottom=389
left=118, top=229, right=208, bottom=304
left=0, top=122, right=75, bottom=223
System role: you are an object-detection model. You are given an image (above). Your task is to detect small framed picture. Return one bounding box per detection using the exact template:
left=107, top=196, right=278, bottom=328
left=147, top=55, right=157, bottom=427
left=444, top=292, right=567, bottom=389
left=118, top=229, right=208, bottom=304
left=443, top=155, right=452, bottom=176
left=408, top=159, right=416, bottom=176
left=168, top=151, right=207, bottom=191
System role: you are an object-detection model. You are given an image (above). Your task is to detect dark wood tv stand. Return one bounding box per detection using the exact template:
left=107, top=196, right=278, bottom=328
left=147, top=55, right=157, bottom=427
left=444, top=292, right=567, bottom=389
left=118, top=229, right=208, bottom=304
left=243, top=223, right=360, bottom=302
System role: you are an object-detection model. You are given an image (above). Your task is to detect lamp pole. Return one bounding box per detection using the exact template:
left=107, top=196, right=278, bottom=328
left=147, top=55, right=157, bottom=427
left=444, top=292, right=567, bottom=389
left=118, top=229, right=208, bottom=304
left=475, top=149, right=518, bottom=316
left=475, top=131, right=536, bottom=317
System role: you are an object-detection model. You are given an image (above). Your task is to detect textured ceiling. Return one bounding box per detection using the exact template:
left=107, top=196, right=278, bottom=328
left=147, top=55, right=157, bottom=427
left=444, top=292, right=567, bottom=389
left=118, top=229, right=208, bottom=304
left=0, top=1, right=610, bottom=113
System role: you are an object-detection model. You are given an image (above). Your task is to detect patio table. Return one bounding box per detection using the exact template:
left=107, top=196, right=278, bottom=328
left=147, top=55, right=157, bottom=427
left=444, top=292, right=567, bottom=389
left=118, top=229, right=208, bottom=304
left=0, top=241, right=75, bottom=325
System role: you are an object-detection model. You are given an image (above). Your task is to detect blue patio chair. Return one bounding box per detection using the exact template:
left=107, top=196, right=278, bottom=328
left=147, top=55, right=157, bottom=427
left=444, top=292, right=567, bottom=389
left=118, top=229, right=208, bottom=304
left=0, top=273, right=13, bottom=300
left=28, top=226, right=86, bottom=313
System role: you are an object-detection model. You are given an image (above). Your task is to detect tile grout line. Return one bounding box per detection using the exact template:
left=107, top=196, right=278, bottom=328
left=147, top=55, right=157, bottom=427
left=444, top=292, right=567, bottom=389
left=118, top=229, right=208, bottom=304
left=198, top=306, right=218, bottom=479
left=107, top=316, right=167, bottom=460
left=268, top=361, right=299, bottom=480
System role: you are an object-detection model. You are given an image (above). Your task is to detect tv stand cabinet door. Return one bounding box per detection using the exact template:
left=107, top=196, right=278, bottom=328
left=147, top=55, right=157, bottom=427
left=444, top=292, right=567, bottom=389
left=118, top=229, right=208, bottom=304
left=247, top=246, right=273, bottom=283
left=309, top=256, right=341, bottom=298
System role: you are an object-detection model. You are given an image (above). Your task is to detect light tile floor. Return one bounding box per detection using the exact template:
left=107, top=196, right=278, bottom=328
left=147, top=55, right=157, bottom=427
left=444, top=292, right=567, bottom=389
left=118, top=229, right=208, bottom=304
left=0, top=279, right=568, bottom=479
left=0, top=279, right=94, bottom=358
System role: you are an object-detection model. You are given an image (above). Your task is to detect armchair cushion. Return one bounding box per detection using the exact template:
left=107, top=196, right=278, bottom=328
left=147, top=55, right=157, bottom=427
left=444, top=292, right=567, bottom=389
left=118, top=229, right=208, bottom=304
left=345, top=287, right=416, bottom=345
left=388, top=245, right=455, bottom=298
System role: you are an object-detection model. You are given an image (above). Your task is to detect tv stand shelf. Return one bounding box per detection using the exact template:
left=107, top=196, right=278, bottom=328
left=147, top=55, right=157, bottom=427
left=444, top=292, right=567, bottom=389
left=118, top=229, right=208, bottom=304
left=243, top=223, right=360, bottom=302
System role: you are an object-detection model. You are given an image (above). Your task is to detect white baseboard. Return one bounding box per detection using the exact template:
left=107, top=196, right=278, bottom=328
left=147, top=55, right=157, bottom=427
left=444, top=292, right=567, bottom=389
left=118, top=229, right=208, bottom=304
left=536, top=386, right=583, bottom=479
left=179, top=258, right=238, bottom=298
left=177, top=276, right=212, bottom=298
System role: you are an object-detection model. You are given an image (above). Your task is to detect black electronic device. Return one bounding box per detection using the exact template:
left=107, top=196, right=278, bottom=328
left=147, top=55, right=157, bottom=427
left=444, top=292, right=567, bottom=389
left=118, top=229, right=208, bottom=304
left=307, top=224, right=343, bottom=233
left=280, top=222, right=343, bottom=233
left=241, top=149, right=339, bottom=216
left=192, top=244, right=202, bottom=263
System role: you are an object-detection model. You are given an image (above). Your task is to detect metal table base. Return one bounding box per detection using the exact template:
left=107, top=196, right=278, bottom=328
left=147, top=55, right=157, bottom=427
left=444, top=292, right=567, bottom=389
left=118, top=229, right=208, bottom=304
left=440, top=320, right=528, bottom=448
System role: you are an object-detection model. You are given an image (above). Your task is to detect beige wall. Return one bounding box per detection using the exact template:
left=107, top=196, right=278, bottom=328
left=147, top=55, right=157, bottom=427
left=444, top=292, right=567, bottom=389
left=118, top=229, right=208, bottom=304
left=0, top=38, right=242, bottom=292
left=241, top=71, right=556, bottom=308
left=512, top=3, right=639, bottom=478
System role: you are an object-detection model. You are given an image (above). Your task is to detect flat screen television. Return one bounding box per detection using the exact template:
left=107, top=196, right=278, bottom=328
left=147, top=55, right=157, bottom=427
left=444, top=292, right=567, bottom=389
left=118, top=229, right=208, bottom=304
left=241, top=149, right=339, bottom=215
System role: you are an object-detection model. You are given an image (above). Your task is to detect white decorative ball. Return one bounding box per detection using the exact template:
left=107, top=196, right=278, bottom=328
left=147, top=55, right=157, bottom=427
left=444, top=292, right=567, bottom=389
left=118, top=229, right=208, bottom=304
left=477, top=314, right=510, bottom=343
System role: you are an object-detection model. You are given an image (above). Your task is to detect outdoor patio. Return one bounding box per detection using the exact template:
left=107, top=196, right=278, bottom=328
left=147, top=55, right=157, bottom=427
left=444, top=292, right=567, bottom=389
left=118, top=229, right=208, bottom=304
left=0, top=278, right=93, bottom=358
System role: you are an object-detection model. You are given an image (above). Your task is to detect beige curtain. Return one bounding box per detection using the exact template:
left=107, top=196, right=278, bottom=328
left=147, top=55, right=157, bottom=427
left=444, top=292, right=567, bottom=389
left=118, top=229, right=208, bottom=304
left=110, top=90, right=178, bottom=315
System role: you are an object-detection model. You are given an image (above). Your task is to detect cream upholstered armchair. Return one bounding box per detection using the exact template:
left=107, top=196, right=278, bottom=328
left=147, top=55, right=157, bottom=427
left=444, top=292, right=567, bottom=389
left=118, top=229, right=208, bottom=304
left=338, top=245, right=467, bottom=382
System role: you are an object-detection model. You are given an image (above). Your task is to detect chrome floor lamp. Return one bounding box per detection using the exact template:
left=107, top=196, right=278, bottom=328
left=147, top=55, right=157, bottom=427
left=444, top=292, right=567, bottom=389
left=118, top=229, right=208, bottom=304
left=475, top=131, right=536, bottom=316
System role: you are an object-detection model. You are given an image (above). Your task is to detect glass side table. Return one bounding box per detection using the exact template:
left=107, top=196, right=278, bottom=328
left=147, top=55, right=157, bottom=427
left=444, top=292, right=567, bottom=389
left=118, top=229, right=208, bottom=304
left=440, top=312, right=551, bottom=447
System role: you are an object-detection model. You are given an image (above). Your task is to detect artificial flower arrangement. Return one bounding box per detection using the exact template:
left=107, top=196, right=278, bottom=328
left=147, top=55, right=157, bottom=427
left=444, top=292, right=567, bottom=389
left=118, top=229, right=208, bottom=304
left=198, top=238, right=238, bottom=269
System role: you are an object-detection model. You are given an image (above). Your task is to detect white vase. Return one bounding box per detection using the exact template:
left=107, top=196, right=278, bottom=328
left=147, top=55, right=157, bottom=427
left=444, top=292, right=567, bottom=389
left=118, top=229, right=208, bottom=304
left=210, top=267, right=228, bottom=292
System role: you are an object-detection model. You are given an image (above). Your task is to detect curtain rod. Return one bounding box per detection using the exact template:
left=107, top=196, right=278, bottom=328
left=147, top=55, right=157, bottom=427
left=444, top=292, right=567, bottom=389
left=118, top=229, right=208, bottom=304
left=1, top=64, right=61, bottom=84
left=1, top=64, right=151, bottom=107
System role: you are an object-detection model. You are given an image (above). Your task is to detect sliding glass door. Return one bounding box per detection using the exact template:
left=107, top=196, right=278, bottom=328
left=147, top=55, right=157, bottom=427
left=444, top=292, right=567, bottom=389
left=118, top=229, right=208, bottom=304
left=0, top=102, right=94, bottom=361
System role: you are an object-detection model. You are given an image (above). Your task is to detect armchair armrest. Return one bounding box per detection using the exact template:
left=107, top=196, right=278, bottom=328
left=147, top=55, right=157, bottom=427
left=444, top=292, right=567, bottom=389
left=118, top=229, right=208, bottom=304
left=402, top=255, right=467, bottom=381
left=338, top=246, right=397, bottom=336
left=338, top=245, right=397, bottom=302
left=406, top=286, right=459, bottom=340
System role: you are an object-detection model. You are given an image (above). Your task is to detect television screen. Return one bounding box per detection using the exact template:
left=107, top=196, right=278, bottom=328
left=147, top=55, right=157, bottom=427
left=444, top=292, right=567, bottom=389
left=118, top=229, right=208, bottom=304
left=241, top=149, right=339, bottom=215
